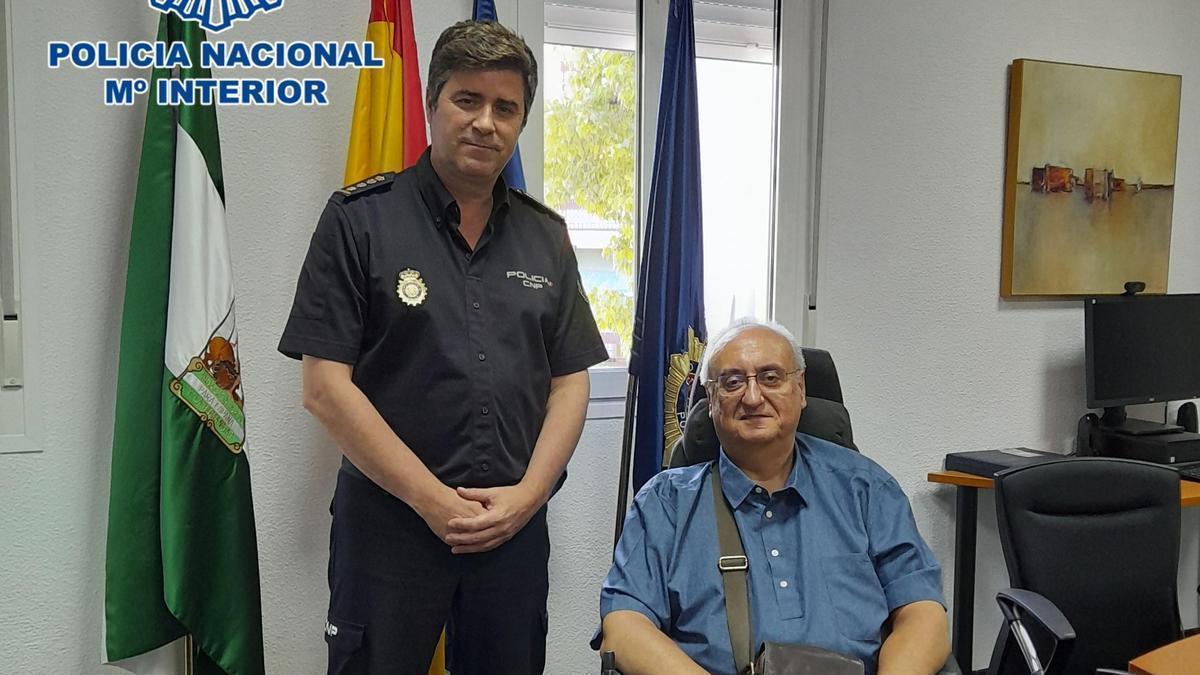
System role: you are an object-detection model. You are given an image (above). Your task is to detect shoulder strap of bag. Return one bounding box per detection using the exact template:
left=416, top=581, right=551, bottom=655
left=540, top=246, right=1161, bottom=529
left=711, top=462, right=755, bottom=675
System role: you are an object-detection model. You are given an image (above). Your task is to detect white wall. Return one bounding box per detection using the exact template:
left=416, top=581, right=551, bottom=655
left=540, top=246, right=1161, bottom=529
left=2, top=1, right=1200, bottom=674
left=817, top=0, right=1200, bottom=670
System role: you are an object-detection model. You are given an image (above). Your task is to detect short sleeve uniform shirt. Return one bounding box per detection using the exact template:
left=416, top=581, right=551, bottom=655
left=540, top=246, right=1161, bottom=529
left=278, top=150, right=608, bottom=488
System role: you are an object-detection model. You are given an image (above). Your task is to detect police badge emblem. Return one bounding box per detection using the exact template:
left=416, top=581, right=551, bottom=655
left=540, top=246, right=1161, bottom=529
left=396, top=268, right=428, bottom=307
left=662, top=327, right=706, bottom=464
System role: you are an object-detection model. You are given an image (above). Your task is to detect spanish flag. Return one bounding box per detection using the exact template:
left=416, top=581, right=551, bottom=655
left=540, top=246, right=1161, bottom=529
left=344, top=0, right=428, bottom=185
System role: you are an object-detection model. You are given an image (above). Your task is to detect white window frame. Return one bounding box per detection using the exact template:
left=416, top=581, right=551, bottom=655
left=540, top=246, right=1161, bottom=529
left=1, top=0, right=40, bottom=454
left=771, top=0, right=825, bottom=345
left=524, top=0, right=821, bottom=418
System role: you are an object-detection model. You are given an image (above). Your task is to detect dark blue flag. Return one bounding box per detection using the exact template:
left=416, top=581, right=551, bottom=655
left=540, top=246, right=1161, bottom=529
left=628, top=0, right=706, bottom=492
left=473, top=0, right=527, bottom=190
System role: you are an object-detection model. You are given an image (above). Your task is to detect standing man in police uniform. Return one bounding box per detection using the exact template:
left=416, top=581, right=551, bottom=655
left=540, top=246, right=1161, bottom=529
left=278, top=20, right=608, bottom=675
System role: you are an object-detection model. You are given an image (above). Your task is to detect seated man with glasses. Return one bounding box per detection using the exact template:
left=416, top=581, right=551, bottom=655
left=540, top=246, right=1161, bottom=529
left=592, top=319, right=949, bottom=675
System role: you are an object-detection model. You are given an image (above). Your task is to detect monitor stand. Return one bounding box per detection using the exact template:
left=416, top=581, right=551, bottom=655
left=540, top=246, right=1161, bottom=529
left=1100, top=406, right=1184, bottom=436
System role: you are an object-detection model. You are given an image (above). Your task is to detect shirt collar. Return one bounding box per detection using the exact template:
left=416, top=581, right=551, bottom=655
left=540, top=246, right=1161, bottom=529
left=717, top=440, right=812, bottom=508
left=414, top=147, right=511, bottom=229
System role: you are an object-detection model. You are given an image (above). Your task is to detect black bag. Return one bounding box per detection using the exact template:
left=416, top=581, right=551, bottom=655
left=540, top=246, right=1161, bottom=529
left=752, top=642, right=865, bottom=675
left=711, top=464, right=865, bottom=675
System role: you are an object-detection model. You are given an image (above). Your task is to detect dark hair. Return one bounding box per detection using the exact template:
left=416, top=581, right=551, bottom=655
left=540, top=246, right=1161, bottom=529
left=426, top=20, right=538, bottom=128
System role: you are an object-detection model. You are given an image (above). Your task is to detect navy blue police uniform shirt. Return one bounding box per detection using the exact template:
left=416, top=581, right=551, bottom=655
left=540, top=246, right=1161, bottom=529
left=278, top=149, right=609, bottom=489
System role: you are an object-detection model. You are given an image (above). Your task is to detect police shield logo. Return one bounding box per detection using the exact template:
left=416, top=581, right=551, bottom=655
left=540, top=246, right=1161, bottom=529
left=663, top=328, right=705, bottom=462
left=396, top=268, right=428, bottom=307
left=149, top=0, right=284, bottom=34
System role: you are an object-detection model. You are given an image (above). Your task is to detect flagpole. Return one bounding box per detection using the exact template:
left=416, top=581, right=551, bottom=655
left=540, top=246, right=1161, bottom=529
left=184, top=635, right=194, bottom=675
left=613, top=374, right=639, bottom=549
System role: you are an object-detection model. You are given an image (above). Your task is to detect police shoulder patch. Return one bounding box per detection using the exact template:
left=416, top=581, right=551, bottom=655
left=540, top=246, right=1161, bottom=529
left=330, top=172, right=395, bottom=203
left=510, top=188, right=566, bottom=225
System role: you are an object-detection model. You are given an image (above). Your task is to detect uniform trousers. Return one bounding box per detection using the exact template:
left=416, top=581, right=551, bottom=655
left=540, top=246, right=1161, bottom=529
left=325, top=468, right=550, bottom=675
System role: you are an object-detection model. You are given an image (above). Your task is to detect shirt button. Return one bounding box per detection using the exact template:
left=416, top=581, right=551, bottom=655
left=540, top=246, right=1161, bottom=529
left=771, top=549, right=780, bottom=557
left=754, top=487, right=764, bottom=494
left=481, top=406, right=489, bottom=415
left=464, top=253, right=472, bottom=261
left=481, top=462, right=490, bottom=472
left=765, top=510, right=773, bottom=519
left=472, top=301, right=480, bottom=310
left=478, top=352, right=486, bottom=361
left=779, top=580, right=788, bottom=588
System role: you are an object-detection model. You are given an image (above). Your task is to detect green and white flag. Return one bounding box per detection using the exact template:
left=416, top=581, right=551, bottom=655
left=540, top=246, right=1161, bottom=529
left=105, top=14, right=265, bottom=675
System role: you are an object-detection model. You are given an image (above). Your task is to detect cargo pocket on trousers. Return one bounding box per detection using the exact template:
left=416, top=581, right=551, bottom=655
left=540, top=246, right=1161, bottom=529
left=325, top=614, right=365, bottom=675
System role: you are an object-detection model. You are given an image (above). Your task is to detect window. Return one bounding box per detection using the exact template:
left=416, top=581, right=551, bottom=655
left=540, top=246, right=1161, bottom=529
left=693, top=1, right=775, bottom=329
left=1, top=0, right=28, bottom=447
left=543, top=2, right=638, bottom=374
left=535, top=0, right=818, bottom=415
left=542, top=0, right=638, bottom=418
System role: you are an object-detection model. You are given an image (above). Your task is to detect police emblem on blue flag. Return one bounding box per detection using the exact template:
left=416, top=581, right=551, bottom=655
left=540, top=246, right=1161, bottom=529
left=627, top=0, right=706, bottom=493
left=149, top=0, right=284, bottom=34
left=664, top=328, right=706, bottom=450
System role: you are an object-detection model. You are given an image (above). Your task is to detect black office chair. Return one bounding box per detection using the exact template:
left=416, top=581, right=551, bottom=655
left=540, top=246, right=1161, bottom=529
left=987, top=458, right=1184, bottom=675
left=603, top=348, right=961, bottom=674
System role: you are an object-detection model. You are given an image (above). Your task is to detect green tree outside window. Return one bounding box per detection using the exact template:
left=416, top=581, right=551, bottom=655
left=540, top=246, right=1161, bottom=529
left=544, top=47, right=636, bottom=357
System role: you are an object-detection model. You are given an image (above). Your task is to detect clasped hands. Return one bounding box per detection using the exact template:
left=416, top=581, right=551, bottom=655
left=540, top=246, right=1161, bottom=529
left=420, top=483, right=545, bottom=554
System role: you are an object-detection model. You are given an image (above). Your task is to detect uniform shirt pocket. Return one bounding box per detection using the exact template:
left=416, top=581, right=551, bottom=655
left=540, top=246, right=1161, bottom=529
left=820, top=554, right=889, bottom=642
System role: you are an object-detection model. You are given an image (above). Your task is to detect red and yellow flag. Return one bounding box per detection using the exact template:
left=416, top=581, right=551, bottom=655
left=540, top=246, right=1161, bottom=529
left=345, top=0, right=429, bottom=184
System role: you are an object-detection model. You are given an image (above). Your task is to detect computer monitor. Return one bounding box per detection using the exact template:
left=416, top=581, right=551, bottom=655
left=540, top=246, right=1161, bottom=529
left=1084, top=294, right=1200, bottom=423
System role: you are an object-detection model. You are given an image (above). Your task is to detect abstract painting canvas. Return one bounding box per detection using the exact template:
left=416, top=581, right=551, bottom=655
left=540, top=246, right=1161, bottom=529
left=1001, top=59, right=1181, bottom=297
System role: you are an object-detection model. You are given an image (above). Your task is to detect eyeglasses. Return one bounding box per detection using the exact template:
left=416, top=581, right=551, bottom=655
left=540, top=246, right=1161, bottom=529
left=707, top=369, right=801, bottom=395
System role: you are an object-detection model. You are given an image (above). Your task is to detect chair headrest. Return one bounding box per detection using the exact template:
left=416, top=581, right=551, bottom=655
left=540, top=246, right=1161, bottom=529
left=799, top=347, right=844, bottom=404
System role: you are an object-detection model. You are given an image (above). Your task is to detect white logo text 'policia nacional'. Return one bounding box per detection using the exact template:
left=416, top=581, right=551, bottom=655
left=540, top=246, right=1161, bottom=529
left=507, top=270, right=555, bottom=290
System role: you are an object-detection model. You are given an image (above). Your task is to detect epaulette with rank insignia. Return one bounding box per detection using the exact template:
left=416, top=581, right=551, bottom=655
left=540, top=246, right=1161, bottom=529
left=510, top=187, right=566, bottom=225
left=331, top=172, right=395, bottom=203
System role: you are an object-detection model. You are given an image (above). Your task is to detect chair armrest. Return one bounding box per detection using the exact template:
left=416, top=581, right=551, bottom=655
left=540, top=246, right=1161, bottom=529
left=1094, top=670, right=1132, bottom=674
left=936, top=653, right=962, bottom=675
left=997, top=588, right=1075, bottom=642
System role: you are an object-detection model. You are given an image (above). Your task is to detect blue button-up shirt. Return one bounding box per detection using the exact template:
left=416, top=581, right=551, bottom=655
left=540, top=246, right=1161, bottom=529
left=594, top=435, right=944, bottom=674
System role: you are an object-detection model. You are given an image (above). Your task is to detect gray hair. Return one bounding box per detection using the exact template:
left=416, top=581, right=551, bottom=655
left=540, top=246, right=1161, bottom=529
left=426, top=20, right=539, bottom=128
left=698, top=318, right=806, bottom=383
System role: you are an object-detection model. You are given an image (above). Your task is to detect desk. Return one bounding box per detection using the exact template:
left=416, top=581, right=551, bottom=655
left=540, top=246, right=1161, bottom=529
left=1129, top=633, right=1200, bottom=674
left=927, top=469, right=1200, bottom=671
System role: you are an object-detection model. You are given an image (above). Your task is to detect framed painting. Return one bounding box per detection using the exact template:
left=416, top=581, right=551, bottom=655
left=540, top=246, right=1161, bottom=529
left=1001, top=59, right=1181, bottom=297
